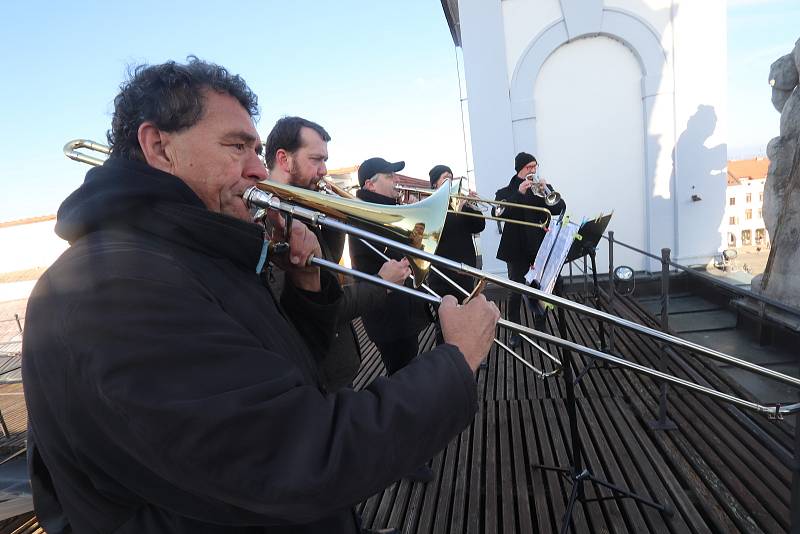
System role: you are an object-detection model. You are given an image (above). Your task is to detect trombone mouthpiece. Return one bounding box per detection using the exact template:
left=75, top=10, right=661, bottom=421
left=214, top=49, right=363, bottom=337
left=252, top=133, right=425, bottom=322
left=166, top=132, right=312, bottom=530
left=242, top=186, right=275, bottom=209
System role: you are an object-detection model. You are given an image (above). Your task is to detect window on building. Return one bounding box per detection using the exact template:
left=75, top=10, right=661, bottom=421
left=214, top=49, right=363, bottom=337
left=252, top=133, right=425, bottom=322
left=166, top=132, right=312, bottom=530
left=746, top=193, right=752, bottom=203
left=758, top=208, right=762, bottom=219
left=759, top=192, right=763, bottom=202
left=729, top=197, right=735, bottom=206
left=745, top=209, right=752, bottom=220
left=729, top=216, right=737, bottom=225
left=755, top=228, right=766, bottom=245
left=741, top=229, right=752, bottom=246
left=728, top=233, right=736, bottom=246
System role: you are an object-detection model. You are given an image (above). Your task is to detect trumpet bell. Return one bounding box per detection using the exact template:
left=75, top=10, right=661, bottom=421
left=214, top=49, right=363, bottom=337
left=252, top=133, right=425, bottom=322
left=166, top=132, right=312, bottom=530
left=255, top=180, right=450, bottom=286
left=544, top=192, right=562, bottom=207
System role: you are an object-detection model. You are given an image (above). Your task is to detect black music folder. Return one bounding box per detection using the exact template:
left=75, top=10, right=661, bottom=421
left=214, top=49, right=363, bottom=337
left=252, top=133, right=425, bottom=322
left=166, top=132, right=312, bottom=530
left=565, top=212, right=613, bottom=263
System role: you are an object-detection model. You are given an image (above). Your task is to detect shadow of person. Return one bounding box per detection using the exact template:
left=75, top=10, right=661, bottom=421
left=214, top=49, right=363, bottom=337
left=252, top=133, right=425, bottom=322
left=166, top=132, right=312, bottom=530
left=671, top=104, right=727, bottom=258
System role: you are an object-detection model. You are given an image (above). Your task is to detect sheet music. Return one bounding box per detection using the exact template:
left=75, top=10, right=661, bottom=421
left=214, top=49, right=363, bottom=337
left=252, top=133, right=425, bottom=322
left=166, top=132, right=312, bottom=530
left=540, top=220, right=578, bottom=293
left=526, top=211, right=612, bottom=295
left=527, top=214, right=561, bottom=286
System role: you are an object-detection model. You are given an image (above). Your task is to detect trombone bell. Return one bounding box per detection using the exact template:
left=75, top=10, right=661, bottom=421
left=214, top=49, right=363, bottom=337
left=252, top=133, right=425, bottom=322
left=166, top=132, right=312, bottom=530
left=255, top=180, right=450, bottom=287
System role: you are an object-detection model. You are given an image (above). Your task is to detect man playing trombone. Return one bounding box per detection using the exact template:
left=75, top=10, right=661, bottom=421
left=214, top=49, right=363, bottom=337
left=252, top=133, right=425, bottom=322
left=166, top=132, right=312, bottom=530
left=349, top=157, right=434, bottom=383
left=263, top=116, right=412, bottom=392
left=426, top=164, right=485, bottom=301
left=494, top=152, right=566, bottom=348
left=22, top=58, right=500, bottom=534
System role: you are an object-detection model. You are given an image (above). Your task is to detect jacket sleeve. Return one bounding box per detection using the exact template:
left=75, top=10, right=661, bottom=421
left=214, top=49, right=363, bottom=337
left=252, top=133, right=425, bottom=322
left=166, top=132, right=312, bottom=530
left=56, top=267, right=477, bottom=526
left=280, top=270, right=343, bottom=354
left=338, top=282, right=387, bottom=322
left=459, top=204, right=486, bottom=234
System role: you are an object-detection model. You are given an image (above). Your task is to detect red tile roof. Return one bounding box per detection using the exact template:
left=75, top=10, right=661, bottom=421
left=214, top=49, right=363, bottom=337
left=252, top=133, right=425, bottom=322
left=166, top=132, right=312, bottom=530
left=727, top=158, right=769, bottom=186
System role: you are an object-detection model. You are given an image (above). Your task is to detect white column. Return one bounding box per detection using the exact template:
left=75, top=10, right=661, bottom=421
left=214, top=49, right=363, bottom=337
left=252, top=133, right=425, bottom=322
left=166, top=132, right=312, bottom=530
left=459, top=0, right=515, bottom=275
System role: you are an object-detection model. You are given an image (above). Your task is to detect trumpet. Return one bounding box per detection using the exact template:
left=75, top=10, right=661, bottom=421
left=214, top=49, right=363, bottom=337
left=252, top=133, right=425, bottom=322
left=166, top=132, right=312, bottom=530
left=64, top=139, right=800, bottom=417
left=524, top=172, right=562, bottom=207
left=395, top=181, right=552, bottom=229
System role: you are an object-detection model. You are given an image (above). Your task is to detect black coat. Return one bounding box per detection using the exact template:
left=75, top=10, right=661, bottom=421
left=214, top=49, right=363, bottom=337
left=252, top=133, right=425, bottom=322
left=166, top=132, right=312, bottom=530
left=267, top=227, right=387, bottom=391
left=22, top=158, right=478, bottom=534
left=427, top=204, right=485, bottom=299
left=349, top=189, right=432, bottom=343
left=494, top=174, right=566, bottom=263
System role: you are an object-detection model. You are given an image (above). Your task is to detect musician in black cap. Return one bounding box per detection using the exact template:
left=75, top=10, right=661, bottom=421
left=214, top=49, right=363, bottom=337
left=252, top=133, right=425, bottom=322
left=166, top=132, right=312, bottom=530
left=494, top=152, right=566, bottom=348
left=350, top=156, right=436, bottom=482
left=426, top=164, right=485, bottom=301
left=350, top=158, right=430, bottom=374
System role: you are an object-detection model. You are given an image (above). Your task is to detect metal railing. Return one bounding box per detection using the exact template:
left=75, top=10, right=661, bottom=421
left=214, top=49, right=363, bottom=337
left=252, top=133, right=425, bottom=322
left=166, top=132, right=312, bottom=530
left=601, top=230, right=800, bottom=528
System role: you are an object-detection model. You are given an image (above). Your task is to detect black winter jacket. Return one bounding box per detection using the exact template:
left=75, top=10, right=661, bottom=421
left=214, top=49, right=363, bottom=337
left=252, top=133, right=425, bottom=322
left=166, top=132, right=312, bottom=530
left=494, top=174, right=566, bottom=263
left=22, top=158, right=478, bottom=533
left=266, top=228, right=387, bottom=392
left=427, top=204, right=485, bottom=300
left=348, top=189, right=432, bottom=343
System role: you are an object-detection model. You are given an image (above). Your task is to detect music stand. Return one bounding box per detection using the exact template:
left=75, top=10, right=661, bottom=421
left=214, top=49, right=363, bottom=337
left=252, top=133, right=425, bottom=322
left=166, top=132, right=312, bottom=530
left=533, top=213, right=670, bottom=533
left=566, top=214, right=613, bottom=352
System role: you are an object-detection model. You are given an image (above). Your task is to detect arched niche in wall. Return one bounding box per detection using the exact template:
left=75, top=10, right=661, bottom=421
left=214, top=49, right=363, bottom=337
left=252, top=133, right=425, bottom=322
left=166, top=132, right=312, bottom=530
left=509, top=6, right=672, bottom=271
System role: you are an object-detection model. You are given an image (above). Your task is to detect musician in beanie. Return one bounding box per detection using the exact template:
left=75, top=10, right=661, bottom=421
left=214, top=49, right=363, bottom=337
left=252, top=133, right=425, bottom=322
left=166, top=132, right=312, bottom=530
left=426, top=165, right=485, bottom=300
left=494, top=152, right=566, bottom=348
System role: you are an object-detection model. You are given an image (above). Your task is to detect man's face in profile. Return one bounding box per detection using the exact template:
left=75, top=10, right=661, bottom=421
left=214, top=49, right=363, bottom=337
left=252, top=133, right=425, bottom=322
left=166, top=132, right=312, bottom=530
left=285, top=127, right=329, bottom=190
left=158, top=90, right=266, bottom=222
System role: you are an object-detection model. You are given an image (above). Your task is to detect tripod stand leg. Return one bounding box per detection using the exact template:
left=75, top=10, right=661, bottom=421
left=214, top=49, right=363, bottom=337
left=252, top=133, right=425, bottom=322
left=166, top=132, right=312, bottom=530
left=588, top=250, right=607, bottom=352
left=588, top=475, right=672, bottom=515
left=559, top=469, right=590, bottom=534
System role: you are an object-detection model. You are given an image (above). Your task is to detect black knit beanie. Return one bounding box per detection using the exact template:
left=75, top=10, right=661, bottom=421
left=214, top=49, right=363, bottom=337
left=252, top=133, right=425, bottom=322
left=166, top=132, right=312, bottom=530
left=428, top=164, right=453, bottom=187
left=514, top=152, right=537, bottom=173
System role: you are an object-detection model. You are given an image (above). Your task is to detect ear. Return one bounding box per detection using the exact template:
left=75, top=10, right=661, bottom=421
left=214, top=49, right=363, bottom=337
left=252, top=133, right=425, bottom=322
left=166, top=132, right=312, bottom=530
left=275, top=148, right=292, bottom=173
left=137, top=122, right=173, bottom=173
left=363, top=179, right=375, bottom=192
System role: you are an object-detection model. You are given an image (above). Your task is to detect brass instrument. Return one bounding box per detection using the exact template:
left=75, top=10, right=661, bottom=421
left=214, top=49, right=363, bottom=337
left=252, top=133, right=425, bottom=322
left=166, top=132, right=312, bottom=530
left=64, top=139, right=800, bottom=415
left=319, top=176, right=560, bottom=378
left=524, top=172, right=562, bottom=207
left=239, top=186, right=800, bottom=418
left=317, top=177, right=357, bottom=199
left=395, top=180, right=552, bottom=229
left=64, top=139, right=111, bottom=166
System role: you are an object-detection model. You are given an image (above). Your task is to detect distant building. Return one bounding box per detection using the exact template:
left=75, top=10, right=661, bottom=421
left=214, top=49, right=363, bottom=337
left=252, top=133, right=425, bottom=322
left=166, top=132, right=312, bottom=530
left=724, top=158, right=770, bottom=249
left=0, top=215, right=67, bottom=301
left=325, top=165, right=360, bottom=197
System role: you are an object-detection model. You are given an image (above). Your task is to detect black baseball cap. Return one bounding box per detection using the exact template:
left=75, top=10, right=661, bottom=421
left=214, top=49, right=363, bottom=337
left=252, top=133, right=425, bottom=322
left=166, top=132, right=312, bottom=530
left=358, top=157, right=405, bottom=187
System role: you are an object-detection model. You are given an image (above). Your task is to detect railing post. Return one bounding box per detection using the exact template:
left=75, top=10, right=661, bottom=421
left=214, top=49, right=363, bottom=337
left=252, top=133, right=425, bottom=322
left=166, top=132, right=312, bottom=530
left=649, top=248, right=677, bottom=430
left=660, top=248, right=670, bottom=331
left=608, top=231, right=615, bottom=354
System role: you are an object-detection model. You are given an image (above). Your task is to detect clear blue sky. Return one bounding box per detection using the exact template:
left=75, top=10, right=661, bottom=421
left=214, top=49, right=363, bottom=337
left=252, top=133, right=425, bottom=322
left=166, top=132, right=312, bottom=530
left=0, top=0, right=796, bottom=221
left=728, top=0, right=799, bottom=157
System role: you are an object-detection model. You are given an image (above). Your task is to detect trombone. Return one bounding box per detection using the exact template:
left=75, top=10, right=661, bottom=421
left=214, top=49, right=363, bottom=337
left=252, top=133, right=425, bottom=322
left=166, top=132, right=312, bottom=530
left=396, top=181, right=553, bottom=229
left=241, top=184, right=800, bottom=419
left=64, top=139, right=800, bottom=417
left=317, top=177, right=561, bottom=378
left=64, top=139, right=111, bottom=166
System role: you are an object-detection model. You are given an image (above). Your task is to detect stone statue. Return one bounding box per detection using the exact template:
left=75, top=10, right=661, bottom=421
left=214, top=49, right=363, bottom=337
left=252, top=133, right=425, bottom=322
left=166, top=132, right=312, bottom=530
left=756, top=38, right=800, bottom=309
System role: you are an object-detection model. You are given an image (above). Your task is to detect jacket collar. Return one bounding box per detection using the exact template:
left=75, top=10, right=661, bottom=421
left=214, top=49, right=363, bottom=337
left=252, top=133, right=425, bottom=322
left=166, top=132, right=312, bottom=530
left=356, top=188, right=398, bottom=205
left=57, top=156, right=265, bottom=272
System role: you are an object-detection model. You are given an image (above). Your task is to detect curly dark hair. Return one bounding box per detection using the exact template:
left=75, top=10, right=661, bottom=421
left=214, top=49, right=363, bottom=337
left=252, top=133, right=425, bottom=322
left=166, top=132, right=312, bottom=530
left=107, top=56, right=259, bottom=161
left=263, top=116, right=331, bottom=170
